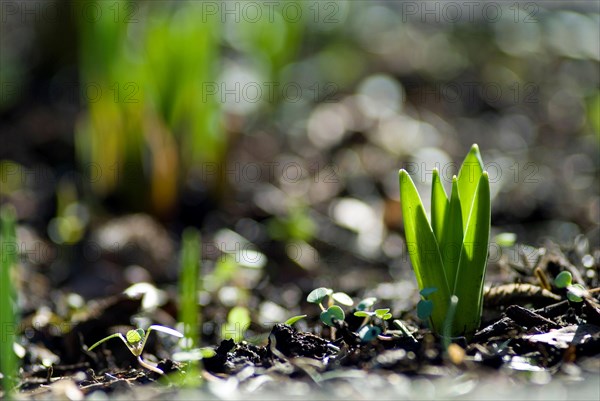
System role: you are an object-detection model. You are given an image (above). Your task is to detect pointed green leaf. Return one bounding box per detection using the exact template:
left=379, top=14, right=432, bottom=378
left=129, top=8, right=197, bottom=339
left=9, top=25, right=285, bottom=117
left=439, top=176, right=463, bottom=291
left=431, top=168, right=449, bottom=242
left=399, top=170, right=451, bottom=331
left=457, top=144, right=484, bottom=229
left=453, top=172, right=490, bottom=337
left=354, top=311, right=373, bottom=318
left=284, top=315, right=307, bottom=326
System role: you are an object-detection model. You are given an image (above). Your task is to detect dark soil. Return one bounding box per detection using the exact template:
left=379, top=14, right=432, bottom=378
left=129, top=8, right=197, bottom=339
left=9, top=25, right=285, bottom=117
left=8, top=243, right=600, bottom=399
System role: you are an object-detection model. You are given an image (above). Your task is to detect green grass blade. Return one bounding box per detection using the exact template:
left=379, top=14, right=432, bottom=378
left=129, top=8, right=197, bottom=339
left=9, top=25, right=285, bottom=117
left=178, top=228, right=203, bottom=386
left=439, top=176, right=463, bottom=292
left=399, top=170, right=451, bottom=332
left=0, top=205, right=18, bottom=394
left=430, top=168, right=448, bottom=242
left=179, top=228, right=201, bottom=349
left=457, top=144, right=484, bottom=229
left=453, top=172, right=491, bottom=336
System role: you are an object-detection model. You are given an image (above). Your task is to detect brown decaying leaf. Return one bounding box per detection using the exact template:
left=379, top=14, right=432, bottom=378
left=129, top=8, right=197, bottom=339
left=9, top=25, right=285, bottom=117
left=484, top=283, right=561, bottom=308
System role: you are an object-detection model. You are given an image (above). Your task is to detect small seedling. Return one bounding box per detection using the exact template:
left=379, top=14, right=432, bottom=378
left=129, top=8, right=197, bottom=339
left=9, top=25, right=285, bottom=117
left=354, top=306, right=393, bottom=343
left=399, top=144, right=491, bottom=337
left=87, top=325, right=183, bottom=375
left=306, top=287, right=353, bottom=327
left=554, top=271, right=587, bottom=302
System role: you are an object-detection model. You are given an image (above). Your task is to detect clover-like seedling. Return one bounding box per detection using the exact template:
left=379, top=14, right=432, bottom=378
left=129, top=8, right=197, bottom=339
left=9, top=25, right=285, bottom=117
left=306, top=287, right=353, bottom=328
left=554, top=271, right=587, bottom=302
left=87, top=325, right=183, bottom=375
left=353, top=297, right=394, bottom=342
left=354, top=308, right=393, bottom=342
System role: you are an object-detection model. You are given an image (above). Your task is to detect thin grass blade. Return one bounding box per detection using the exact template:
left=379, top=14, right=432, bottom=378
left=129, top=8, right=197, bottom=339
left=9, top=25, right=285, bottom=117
left=399, top=170, right=451, bottom=331
left=0, top=205, right=18, bottom=392
left=430, top=168, right=448, bottom=242
left=179, top=228, right=200, bottom=348
left=457, top=144, right=484, bottom=229
left=453, top=172, right=491, bottom=336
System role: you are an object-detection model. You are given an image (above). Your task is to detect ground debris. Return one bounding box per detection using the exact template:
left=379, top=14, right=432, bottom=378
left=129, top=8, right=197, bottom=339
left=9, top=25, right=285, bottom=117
left=484, top=283, right=561, bottom=308
left=505, top=305, right=561, bottom=329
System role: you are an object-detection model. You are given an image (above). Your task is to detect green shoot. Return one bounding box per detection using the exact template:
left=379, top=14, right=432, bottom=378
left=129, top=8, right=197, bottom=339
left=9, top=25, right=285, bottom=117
left=306, top=287, right=353, bottom=327
left=353, top=308, right=392, bottom=321
left=399, top=144, right=491, bottom=337
left=1, top=205, right=18, bottom=396
left=87, top=325, right=183, bottom=375
left=179, top=228, right=201, bottom=349
left=352, top=298, right=393, bottom=342
left=554, top=271, right=587, bottom=302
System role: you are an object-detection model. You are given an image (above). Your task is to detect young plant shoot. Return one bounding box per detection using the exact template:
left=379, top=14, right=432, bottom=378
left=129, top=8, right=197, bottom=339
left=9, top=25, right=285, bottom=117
left=307, top=287, right=353, bottom=327
left=87, top=325, right=183, bottom=375
left=399, top=144, right=491, bottom=337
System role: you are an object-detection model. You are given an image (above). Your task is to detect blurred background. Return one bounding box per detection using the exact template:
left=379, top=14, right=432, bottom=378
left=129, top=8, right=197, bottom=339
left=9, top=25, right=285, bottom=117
left=1, top=0, right=599, bottom=337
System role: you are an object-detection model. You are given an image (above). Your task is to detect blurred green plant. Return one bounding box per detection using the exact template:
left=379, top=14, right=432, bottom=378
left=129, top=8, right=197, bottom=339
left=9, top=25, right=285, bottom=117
left=75, top=1, right=223, bottom=215
left=228, top=1, right=305, bottom=99
left=267, top=204, right=316, bottom=243
left=0, top=205, right=18, bottom=396
left=47, top=178, right=88, bottom=245
left=399, top=144, right=491, bottom=337
left=87, top=325, right=183, bottom=375
left=221, top=306, right=251, bottom=343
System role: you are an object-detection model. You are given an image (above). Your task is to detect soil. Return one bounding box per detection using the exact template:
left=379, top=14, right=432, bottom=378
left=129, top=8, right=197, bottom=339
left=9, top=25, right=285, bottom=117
left=6, top=243, right=600, bottom=400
